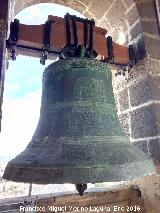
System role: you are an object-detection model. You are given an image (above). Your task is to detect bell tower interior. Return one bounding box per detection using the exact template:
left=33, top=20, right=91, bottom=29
left=0, top=1, right=160, bottom=212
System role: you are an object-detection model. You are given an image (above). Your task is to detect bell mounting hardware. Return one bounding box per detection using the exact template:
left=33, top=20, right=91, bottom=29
left=6, top=13, right=137, bottom=69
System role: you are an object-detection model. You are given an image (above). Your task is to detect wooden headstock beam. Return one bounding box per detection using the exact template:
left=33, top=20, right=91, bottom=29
left=7, top=15, right=134, bottom=66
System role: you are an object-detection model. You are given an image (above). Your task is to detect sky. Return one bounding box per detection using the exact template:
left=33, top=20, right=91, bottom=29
left=0, top=3, right=84, bottom=160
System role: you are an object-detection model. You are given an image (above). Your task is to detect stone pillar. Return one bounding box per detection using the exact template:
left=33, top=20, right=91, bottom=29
left=112, top=0, right=160, bottom=175
left=114, top=59, right=160, bottom=169
left=111, top=1, right=160, bottom=212
left=113, top=58, right=160, bottom=213
left=0, top=0, right=10, bottom=131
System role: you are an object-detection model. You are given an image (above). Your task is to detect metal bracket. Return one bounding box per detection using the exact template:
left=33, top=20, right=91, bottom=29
left=63, top=13, right=96, bottom=59
left=115, top=44, right=137, bottom=78
left=101, top=36, right=114, bottom=64
left=6, top=19, right=19, bottom=61
left=65, top=13, right=72, bottom=47
left=100, top=36, right=138, bottom=78
left=84, top=18, right=88, bottom=49
left=129, top=44, right=137, bottom=66
left=60, top=45, right=97, bottom=59
left=72, top=15, right=78, bottom=47
left=40, top=19, right=53, bottom=65
left=89, top=19, right=95, bottom=51
left=107, top=36, right=114, bottom=62
left=10, top=19, right=19, bottom=43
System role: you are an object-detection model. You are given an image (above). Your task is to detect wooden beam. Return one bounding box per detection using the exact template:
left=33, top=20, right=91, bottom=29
left=11, top=15, right=130, bottom=65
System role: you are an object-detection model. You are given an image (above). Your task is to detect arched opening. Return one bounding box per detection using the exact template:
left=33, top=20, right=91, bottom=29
left=0, top=3, right=88, bottom=198
left=14, top=0, right=142, bottom=46
left=1, top=0, right=146, bottom=199
left=1, top=0, right=143, bottom=198
left=0, top=1, right=160, bottom=212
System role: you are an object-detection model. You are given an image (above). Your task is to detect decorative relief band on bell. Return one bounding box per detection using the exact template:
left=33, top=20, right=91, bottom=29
left=46, top=101, right=116, bottom=111
left=31, top=136, right=130, bottom=144
left=43, top=58, right=111, bottom=78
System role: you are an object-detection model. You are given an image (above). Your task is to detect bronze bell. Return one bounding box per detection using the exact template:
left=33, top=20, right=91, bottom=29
left=3, top=56, right=155, bottom=192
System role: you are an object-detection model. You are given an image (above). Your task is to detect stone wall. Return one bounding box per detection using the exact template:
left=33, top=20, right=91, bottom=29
left=127, top=175, right=160, bottom=213
left=114, top=59, right=160, bottom=169
left=0, top=0, right=10, bottom=131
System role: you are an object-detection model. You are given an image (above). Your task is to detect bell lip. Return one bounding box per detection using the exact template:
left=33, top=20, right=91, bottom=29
left=2, top=159, right=156, bottom=184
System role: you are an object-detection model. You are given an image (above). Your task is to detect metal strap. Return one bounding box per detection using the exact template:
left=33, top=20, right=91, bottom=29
left=107, top=36, right=114, bottom=62
left=89, top=19, right=95, bottom=50
left=65, top=13, right=71, bottom=47
left=10, top=19, right=19, bottom=43
left=129, top=44, right=137, bottom=66
left=72, top=16, right=78, bottom=47
left=40, top=19, right=53, bottom=65
left=7, top=19, right=19, bottom=61
left=84, top=19, right=88, bottom=49
left=43, top=19, right=52, bottom=49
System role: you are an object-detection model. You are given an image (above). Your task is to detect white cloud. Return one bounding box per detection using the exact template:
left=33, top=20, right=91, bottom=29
left=27, top=7, right=43, bottom=20
left=5, top=83, right=20, bottom=93
left=25, top=75, right=40, bottom=86
left=0, top=89, right=42, bottom=157
left=16, top=3, right=85, bottom=25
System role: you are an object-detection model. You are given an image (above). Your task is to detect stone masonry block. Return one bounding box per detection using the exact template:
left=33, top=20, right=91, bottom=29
left=131, top=104, right=160, bottom=138
left=152, top=103, right=160, bottom=134
left=110, top=21, right=128, bottom=42
left=118, top=113, right=130, bottom=136
left=149, top=76, right=160, bottom=101
left=88, top=0, right=110, bottom=20
left=144, top=35, right=160, bottom=60
left=130, top=105, right=157, bottom=139
left=123, top=0, right=135, bottom=8
left=129, top=75, right=160, bottom=108
left=0, top=1, right=8, bottom=18
left=107, top=0, right=126, bottom=27
left=78, top=0, right=92, bottom=7
left=98, top=19, right=111, bottom=32
left=133, top=140, right=148, bottom=154
left=83, top=11, right=94, bottom=20
left=117, top=89, right=129, bottom=112
left=0, top=1, right=8, bottom=131
left=130, top=21, right=142, bottom=41
left=141, top=20, right=160, bottom=37
left=148, top=138, right=160, bottom=165
left=125, top=5, right=140, bottom=27
left=129, top=76, right=153, bottom=107
left=71, top=1, right=88, bottom=13
left=135, top=0, right=157, bottom=19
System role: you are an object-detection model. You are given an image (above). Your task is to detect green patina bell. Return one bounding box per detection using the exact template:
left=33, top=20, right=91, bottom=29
left=3, top=56, right=155, bottom=188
